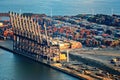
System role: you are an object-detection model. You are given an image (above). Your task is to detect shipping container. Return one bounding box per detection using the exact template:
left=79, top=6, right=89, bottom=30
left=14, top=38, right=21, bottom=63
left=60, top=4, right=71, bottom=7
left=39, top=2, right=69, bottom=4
left=69, top=41, right=82, bottom=49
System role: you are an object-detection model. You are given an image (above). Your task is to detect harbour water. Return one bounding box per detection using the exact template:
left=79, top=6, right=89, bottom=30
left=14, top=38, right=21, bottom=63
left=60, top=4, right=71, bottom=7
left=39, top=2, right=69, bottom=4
left=0, top=49, right=79, bottom=80
left=0, top=0, right=120, bottom=15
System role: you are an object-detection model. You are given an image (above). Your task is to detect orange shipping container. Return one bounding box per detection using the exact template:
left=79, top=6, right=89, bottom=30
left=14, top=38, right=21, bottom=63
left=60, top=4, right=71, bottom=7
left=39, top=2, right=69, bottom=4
left=3, top=29, right=13, bottom=37
left=70, top=41, right=82, bottom=49
left=4, top=31, right=8, bottom=37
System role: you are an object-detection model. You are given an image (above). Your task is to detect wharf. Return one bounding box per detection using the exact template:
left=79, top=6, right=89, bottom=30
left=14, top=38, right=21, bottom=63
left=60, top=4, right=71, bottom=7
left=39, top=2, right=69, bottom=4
left=0, top=40, right=117, bottom=80
left=70, top=50, right=120, bottom=75
left=70, top=49, right=120, bottom=72
left=0, top=40, right=13, bottom=50
left=0, top=40, right=94, bottom=80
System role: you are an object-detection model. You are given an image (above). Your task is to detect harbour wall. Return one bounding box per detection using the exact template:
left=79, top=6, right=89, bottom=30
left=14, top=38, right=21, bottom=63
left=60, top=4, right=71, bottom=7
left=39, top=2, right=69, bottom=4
left=0, top=45, right=85, bottom=80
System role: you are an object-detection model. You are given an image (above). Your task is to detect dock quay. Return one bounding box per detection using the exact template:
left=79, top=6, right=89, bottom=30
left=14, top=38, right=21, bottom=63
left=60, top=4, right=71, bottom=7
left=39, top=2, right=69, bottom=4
left=70, top=53, right=120, bottom=75
left=0, top=40, right=93, bottom=80
left=0, top=12, right=120, bottom=80
left=1, top=40, right=120, bottom=80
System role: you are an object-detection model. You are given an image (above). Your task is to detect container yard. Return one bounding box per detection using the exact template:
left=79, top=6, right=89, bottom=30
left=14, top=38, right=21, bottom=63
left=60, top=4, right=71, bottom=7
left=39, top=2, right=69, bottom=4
left=0, top=12, right=120, bottom=80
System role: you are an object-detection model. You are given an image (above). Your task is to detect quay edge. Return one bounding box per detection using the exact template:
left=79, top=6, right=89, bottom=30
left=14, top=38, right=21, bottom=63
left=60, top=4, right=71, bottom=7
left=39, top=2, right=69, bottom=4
left=0, top=45, right=89, bottom=80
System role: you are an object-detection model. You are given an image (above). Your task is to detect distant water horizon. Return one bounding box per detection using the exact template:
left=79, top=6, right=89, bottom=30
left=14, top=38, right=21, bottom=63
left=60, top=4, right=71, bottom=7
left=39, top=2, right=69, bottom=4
left=0, top=0, right=120, bottom=16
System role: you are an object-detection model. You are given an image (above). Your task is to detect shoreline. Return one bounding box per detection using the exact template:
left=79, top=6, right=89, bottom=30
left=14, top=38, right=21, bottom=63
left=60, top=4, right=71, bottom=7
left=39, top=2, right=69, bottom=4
left=0, top=43, right=89, bottom=80
left=1, top=40, right=120, bottom=79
